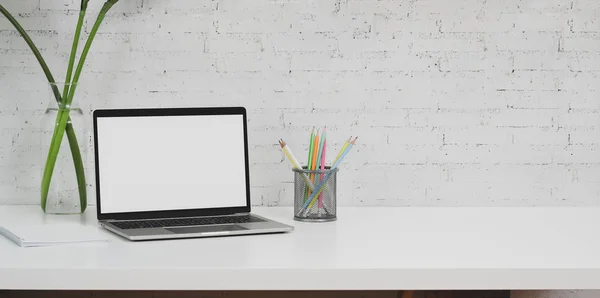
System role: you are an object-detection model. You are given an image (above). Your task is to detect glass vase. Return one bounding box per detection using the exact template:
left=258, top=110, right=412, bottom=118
left=40, top=83, right=88, bottom=214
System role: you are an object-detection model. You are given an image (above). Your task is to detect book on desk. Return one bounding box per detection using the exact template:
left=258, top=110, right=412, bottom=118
left=0, top=223, right=107, bottom=247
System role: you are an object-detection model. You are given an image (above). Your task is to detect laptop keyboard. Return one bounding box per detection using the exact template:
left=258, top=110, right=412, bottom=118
left=111, top=215, right=266, bottom=230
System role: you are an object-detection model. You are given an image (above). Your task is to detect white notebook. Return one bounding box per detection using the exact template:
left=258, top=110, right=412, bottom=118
left=0, top=223, right=108, bottom=247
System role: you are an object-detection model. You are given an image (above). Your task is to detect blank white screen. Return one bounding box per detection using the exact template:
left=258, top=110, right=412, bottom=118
left=96, top=114, right=248, bottom=214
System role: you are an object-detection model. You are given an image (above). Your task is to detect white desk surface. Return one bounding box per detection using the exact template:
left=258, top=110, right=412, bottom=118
left=0, top=206, right=599, bottom=291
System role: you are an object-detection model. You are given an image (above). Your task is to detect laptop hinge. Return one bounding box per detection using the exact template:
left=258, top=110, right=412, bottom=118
left=105, top=213, right=251, bottom=221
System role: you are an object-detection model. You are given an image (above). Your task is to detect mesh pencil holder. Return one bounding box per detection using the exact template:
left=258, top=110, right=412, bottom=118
left=293, top=167, right=338, bottom=222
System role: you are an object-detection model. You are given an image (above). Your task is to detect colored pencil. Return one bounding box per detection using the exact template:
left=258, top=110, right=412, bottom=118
left=334, top=136, right=352, bottom=164
left=279, top=139, right=301, bottom=169
left=318, top=137, right=327, bottom=208
left=310, top=130, right=320, bottom=183
left=307, top=127, right=315, bottom=170
left=301, top=137, right=357, bottom=211
left=279, top=139, right=316, bottom=191
left=310, top=128, right=326, bottom=209
left=312, top=130, right=320, bottom=171
left=316, top=128, right=325, bottom=169
left=304, top=128, right=316, bottom=202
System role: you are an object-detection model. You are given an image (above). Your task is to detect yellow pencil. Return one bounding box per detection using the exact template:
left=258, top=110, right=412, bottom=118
left=334, top=136, right=352, bottom=164
left=279, top=139, right=315, bottom=191
left=279, top=139, right=301, bottom=169
left=310, top=130, right=320, bottom=183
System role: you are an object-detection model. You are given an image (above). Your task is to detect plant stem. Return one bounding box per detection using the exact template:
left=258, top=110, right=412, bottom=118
left=63, top=7, right=88, bottom=213
left=62, top=11, right=86, bottom=104
left=67, top=121, right=87, bottom=213
left=0, top=4, right=61, bottom=103
left=42, top=0, right=119, bottom=212
left=0, top=4, right=87, bottom=212
left=68, top=0, right=119, bottom=105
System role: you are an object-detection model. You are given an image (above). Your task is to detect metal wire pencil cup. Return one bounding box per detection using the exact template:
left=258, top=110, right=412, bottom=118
left=293, top=167, right=337, bottom=222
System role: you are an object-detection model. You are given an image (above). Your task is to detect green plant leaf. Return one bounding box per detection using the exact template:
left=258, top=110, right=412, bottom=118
left=0, top=4, right=87, bottom=213
left=67, top=0, right=120, bottom=104
left=66, top=123, right=87, bottom=213
left=0, top=4, right=61, bottom=104
left=62, top=11, right=86, bottom=105
left=42, top=0, right=119, bottom=212
left=63, top=9, right=89, bottom=214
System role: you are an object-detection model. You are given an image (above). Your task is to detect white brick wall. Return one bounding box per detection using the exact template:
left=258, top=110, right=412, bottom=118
left=1, top=0, right=600, bottom=209
left=1, top=0, right=599, bottom=297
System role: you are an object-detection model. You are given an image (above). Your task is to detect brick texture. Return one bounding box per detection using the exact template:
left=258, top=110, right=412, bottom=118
left=1, top=0, right=599, bottom=211
left=1, top=2, right=599, bottom=297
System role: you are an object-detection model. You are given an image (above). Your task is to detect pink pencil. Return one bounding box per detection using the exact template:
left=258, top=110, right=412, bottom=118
left=318, top=138, right=327, bottom=208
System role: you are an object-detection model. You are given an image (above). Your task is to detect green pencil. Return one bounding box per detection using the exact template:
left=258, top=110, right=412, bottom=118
left=304, top=127, right=315, bottom=202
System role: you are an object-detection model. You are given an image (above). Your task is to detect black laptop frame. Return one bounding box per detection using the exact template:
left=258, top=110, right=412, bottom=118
left=93, top=107, right=252, bottom=221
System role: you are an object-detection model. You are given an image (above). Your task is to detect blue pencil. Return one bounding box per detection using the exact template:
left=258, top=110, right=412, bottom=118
left=301, top=137, right=357, bottom=210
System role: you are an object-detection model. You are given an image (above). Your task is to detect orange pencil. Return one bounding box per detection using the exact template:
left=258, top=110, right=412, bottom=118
left=310, top=130, right=320, bottom=183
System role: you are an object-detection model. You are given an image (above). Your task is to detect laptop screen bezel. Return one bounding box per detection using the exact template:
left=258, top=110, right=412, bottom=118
left=93, top=107, right=251, bottom=221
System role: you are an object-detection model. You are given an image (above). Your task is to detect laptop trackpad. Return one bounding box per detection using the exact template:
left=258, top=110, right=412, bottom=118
left=166, top=225, right=247, bottom=234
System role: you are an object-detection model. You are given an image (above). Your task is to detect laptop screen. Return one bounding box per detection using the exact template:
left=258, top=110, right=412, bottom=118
left=95, top=113, right=248, bottom=214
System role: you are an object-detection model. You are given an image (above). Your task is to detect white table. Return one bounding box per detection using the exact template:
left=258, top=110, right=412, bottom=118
left=0, top=206, right=599, bottom=291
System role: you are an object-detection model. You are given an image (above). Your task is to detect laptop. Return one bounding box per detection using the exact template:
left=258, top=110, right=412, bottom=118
left=93, top=107, right=293, bottom=241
